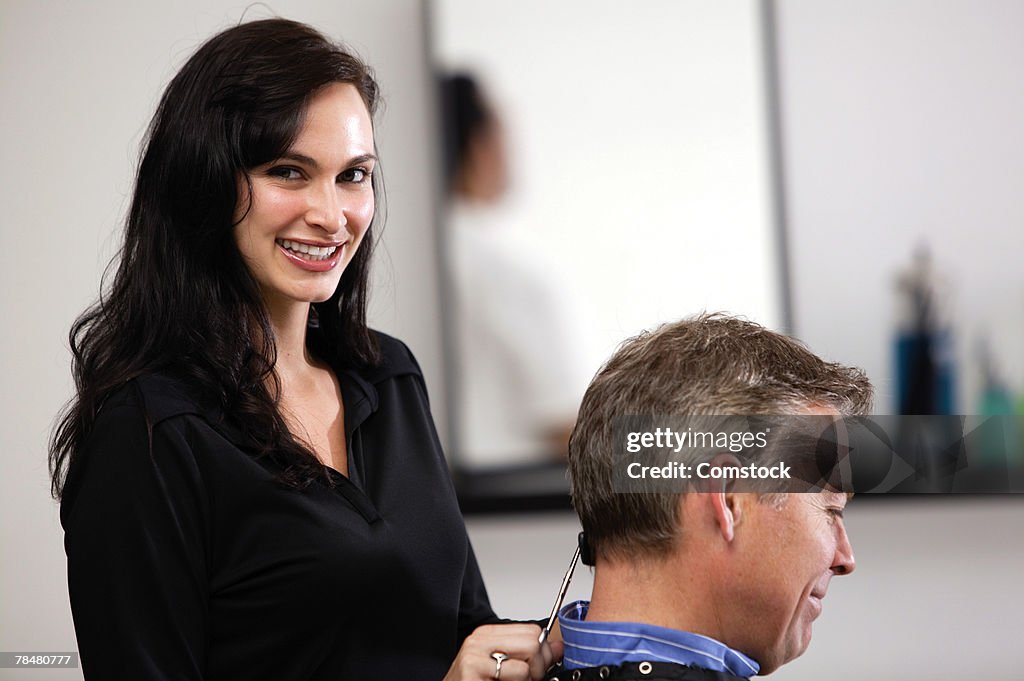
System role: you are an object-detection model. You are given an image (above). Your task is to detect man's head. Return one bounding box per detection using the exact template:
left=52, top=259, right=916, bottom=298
left=568, top=313, right=872, bottom=673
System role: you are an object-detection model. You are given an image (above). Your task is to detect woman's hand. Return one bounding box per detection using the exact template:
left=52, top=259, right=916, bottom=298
left=443, top=623, right=563, bottom=681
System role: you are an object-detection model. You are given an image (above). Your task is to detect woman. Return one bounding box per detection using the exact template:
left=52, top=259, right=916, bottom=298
left=49, top=18, right=558, bottom=680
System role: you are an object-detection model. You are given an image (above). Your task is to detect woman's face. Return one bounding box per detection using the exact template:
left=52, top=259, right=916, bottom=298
left=234, top=82, right=376, bottom=312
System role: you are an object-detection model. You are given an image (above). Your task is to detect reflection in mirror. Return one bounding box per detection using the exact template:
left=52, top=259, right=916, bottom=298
left=440, top=73, right=589, bottom=470
left=431, top=1, right=785, bottom=507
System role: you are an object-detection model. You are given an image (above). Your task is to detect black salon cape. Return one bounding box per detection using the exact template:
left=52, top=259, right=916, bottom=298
left=61, top=332, right=499, bottom=680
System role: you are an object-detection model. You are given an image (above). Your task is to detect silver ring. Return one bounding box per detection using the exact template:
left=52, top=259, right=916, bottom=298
left=491, top=651, right=509, bottom=679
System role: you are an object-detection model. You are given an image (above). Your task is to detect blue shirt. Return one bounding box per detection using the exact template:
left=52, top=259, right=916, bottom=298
left=558, top=600, right=760, bottom=677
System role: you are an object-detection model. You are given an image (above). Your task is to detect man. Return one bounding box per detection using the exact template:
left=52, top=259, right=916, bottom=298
left=550, top=313, right=872, bottom=680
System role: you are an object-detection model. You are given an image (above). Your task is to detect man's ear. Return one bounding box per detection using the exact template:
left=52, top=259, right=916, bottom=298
left=709, top=491, right=742, bottom=543
left=700, top=453, right=744, bottom=543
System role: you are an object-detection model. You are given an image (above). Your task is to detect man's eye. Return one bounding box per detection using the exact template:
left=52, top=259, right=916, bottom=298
left=827, top=508, right=845, bottom=521
left=340, top=167, right=370, bottom=183
left=268, top=166, right=302, bottom=180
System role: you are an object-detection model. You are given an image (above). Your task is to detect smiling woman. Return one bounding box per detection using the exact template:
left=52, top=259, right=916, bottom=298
left=233, top=83, right=377, bottom=318
left=48, top=17, right=557, bottom=681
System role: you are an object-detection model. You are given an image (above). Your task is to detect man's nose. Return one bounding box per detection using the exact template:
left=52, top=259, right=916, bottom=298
left=832, top=523, right=856, bottom=576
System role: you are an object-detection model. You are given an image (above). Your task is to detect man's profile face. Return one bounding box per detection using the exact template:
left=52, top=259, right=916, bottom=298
left=728, top=490, right=855, bottom=674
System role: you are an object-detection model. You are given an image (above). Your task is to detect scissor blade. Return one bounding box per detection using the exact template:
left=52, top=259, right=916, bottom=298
left=538, top=545, right=582, bottom=644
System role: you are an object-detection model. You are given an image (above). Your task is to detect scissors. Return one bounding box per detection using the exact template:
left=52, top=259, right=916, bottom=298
left=538, top=533, right=593, bottom=645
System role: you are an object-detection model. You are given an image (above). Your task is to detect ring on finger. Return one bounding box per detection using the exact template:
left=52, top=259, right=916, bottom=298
left=491, top=651, right=508, bottom=680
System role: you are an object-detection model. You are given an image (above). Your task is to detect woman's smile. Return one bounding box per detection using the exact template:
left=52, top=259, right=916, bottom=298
left=276, top=238, right=347, bottom=271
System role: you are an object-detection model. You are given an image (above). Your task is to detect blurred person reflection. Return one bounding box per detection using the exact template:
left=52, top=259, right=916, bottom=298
left=440, top=73, right=590, bottom=468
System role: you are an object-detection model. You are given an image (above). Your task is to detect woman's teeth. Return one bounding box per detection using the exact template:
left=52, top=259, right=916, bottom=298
left=278, top=239, right=339, bottom=261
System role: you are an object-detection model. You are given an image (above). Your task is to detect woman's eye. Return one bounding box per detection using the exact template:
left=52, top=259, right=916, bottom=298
left=340, top=167, right=370, bottom=183
left=268, top=166, right=302, bottom=181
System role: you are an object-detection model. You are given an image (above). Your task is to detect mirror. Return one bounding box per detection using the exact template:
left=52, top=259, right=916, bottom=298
left=430, top=0, right=786, bottom=510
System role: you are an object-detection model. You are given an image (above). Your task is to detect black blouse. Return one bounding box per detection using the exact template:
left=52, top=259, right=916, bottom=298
left=61, top=332, right=499, bottom=680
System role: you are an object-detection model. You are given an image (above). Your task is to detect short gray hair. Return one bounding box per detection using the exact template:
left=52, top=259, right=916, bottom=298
left=568, top=313, right=872, bottom=562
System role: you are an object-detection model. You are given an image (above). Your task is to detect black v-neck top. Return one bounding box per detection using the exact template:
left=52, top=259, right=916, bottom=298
left=60, top=332, right=499, bottom=680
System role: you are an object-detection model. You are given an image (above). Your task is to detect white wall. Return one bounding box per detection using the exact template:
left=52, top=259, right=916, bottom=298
left=0, top=2, right=439, bottom=678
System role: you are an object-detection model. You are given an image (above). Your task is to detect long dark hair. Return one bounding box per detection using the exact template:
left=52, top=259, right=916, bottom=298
left=49, top=18, right=383, bottom=499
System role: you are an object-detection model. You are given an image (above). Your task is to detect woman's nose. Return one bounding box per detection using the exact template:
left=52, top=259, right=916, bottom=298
left=305, top=184, right=347, bottom=234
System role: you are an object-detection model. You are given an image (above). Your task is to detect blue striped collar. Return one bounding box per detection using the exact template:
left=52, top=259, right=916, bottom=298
left=558, top=600, right=759, bottom=677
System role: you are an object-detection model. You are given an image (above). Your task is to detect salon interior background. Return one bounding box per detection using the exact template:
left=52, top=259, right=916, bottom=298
left=3, top=1, right=1023, bottom=679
